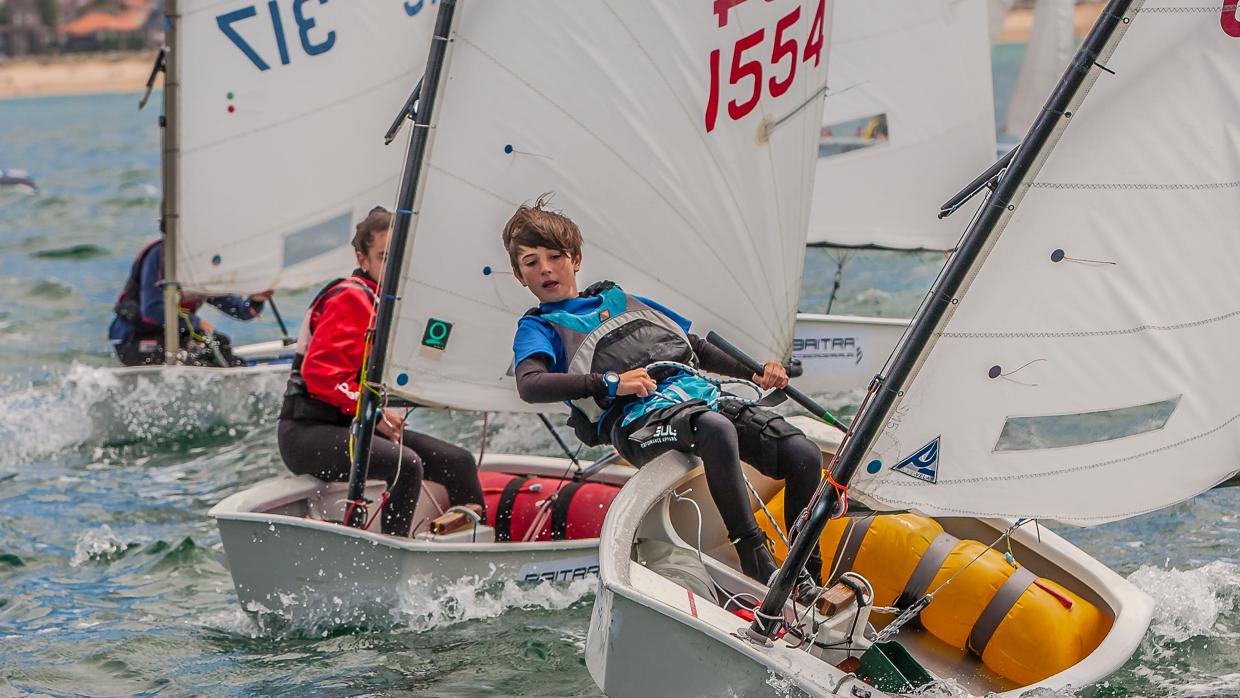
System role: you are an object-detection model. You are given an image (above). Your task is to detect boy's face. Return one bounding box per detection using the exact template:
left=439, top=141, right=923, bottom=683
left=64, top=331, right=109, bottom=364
left=516, top=245, right=580, bottom=303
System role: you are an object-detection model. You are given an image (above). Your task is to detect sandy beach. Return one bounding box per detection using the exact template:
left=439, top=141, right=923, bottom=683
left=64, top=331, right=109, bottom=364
left=0, top=51, right=155, bottom=100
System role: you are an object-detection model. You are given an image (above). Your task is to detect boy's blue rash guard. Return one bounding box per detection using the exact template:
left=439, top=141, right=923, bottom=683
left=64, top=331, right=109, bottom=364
left=512, top=294, right=692, bottom=372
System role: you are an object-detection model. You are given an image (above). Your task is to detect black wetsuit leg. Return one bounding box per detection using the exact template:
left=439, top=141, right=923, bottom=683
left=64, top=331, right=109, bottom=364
left=741, top=434, right=823, bottom=534
left=277, top=418, right=482, bottom=537
left=688, top=411, right=762, bottom=541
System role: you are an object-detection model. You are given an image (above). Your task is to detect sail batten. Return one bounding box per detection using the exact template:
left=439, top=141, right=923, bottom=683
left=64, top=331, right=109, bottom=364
left=848, top=0, right=1240, bottom=526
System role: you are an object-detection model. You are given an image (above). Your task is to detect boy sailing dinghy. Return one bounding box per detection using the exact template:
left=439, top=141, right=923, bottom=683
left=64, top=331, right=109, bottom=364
left=792, top=0, right=998, bottom=395
left=588, top=0, right=1240, bottom=694
left=212, top=0, right=832, bottom=617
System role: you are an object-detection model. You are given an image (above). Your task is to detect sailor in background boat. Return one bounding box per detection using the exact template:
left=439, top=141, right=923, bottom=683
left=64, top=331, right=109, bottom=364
left=277, top=207, right=484, bottom=537
left=108, top=238, right=272, bottom=366
left=503, top=195, right=823, bottom=586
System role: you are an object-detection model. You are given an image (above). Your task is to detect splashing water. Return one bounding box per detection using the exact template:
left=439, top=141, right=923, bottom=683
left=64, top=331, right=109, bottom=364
left=1129, top=561, right=1240, bottom=644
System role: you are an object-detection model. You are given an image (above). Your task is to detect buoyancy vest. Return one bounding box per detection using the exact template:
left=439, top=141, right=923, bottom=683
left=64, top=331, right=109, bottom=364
left=114, top=240, right=162, bottom=325
left=527, top=281, right=701, bottom=445
left=279, top=275, right=376, bottom=425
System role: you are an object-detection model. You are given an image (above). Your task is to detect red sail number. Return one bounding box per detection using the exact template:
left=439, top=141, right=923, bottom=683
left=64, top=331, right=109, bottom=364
left=704, top=0, right=827, bottom=133
left=1223, top=0, right=1240, bottom=37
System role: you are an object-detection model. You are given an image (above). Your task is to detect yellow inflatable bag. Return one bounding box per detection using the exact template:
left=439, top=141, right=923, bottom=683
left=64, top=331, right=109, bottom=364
left=754, top=492, right=1112, bottom=685
left=754, top=490, right=941, bottom=607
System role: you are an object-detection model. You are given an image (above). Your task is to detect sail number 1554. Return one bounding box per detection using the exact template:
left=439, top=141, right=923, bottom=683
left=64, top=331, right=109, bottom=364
left=705, top=0, right=825, bottom=133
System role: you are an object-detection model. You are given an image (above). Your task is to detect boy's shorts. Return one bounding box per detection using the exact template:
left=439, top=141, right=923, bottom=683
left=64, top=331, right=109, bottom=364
left=613, top=399, right=807, bottom=477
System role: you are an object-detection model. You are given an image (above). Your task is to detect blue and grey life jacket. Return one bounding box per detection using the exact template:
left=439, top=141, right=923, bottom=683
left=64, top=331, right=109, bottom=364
left=527, top=281, right=719, bottom=445
left=113, top=239, right=162, bottom=326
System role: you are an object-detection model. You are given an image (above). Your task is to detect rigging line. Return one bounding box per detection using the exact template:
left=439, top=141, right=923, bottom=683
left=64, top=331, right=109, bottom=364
left=594, top=4, right=788, bottom=329
left=1030, top=180, right=1240, bottom=191
left=763, top=79, right=831, bottom=137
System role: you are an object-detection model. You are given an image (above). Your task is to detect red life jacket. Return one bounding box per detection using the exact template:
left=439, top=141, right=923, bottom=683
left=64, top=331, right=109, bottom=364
left=279, top=272, right=378, bottom=424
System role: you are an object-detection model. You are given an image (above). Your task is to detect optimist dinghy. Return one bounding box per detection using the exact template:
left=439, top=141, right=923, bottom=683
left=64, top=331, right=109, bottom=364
left=792, top=0, right=998, bottom=395
left=589, top=0, right=1240, bottom=694
left=213, top=0, right=831, bottom=616
left=105, top=0, right=436, bottom=383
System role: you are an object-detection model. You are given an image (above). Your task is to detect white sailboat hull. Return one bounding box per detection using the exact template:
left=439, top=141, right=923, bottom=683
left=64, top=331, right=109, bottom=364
left=83, top=342, right=292, bottom=441
left=792, top=313, right=908, bottom=396
left=210, top=454, right=634, bottom=617
left=586, top=418, right=1154, bottom=697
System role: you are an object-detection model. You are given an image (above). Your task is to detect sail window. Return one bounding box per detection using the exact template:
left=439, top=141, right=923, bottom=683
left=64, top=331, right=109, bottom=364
left=818, top=113, right=889, bottom=159
left=994, top=396, right=1180, bottom=452
left=282, top=212, right=351, bottom=268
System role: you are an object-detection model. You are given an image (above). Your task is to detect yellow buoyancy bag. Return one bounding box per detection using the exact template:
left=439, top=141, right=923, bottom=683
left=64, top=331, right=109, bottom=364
left=754, top=491, right=1113, bottom=686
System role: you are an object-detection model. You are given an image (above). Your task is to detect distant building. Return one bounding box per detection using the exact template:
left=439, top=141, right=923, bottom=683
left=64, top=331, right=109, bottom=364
left=1, top=0, right=56, bottom=57
left=57, top=0, right=160, bottom=52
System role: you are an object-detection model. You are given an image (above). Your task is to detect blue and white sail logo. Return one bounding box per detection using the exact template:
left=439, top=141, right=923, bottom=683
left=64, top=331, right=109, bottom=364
left=892, top=437, right=940, bottom=483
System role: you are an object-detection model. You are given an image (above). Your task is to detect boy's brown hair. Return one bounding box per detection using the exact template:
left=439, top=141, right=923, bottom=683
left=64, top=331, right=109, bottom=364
left=501, top=193, right=583, bottom=277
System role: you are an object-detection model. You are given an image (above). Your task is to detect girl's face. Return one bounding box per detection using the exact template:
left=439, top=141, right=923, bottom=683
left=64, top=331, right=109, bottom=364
left=356, top=228, right=391, bottom=285
left=516, top=245, right=580, bottom=303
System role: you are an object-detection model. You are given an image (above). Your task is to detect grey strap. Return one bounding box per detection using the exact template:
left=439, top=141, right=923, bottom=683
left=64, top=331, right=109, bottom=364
left=895, top=531, right=959, bottom=609
left=967, top=566, right=1038, bottom=658
left=828, top=516, right=875, bottom=583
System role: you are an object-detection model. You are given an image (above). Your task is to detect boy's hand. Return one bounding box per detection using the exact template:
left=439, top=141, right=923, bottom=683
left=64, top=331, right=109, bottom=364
left=753, top=361, right=788, bottom=390
left=617, top=368, right=657, bottom=398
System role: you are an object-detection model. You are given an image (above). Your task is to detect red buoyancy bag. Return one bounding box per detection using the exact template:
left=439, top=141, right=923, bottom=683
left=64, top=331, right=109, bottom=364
left=480, top=471, right=620, bottom=542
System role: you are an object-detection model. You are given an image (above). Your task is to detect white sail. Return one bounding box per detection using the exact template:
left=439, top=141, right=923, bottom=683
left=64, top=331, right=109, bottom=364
left=174, top=2, right=437, bottom=295
left=851, top=0, right=1240, bottom=525
left=808, top=0, right=997, bottom=250
left=1003, top=0, right=1075, bottom=137
left=383, top=0, right=832, bottom=413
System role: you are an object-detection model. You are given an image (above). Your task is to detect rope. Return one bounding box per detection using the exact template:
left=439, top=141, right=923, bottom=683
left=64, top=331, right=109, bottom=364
left=746, top=476, right=789, bottom=548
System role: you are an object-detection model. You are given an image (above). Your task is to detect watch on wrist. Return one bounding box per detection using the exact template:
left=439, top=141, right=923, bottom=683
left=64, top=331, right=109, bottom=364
left=603, top=371, right=621, bottom=400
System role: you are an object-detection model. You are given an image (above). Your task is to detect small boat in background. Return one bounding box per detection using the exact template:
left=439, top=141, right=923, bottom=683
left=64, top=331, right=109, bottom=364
left=793, top=0, right=997, bottom=395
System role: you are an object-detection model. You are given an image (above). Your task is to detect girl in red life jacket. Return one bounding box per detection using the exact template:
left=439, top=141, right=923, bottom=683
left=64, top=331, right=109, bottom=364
left=277, top=207, right=484, bottom=537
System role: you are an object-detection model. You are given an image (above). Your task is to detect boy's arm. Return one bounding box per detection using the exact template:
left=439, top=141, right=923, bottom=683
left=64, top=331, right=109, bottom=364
left=515, top=356, right=607, bottom=403
left=688, top=333, right=753, bottom=379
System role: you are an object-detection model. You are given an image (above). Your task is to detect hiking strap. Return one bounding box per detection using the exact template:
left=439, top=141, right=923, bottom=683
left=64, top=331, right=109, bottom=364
left=549, top=481, right=584, bottom=541
left=494, top=476, right=529, bottom=542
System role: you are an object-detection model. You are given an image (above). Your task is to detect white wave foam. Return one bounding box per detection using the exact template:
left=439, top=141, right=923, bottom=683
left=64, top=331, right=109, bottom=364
left=0, top=362, right=285, bottom=461
left=204, top=572, right=594, bottom=640
left=70, top=524, right=128, bottom=566
left=394, top=571, right=594, bottom=634
left=1128, top=560, right=1240, bottom=643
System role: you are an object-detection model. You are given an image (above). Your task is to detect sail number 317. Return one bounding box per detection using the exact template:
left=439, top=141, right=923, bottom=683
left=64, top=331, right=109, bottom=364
left=705, top=0, right=825, bottom=133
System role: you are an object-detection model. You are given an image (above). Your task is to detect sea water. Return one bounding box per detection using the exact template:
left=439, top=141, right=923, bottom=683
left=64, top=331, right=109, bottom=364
left=1, top=51, right=1238, bottom=696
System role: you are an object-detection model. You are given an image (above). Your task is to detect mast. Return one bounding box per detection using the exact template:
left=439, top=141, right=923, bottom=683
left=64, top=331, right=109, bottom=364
left=747, top=0, right=1138, bottom=639
left=161, top=0, right=181, bottom=365
left=344, top=0, right=458, bottom=528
